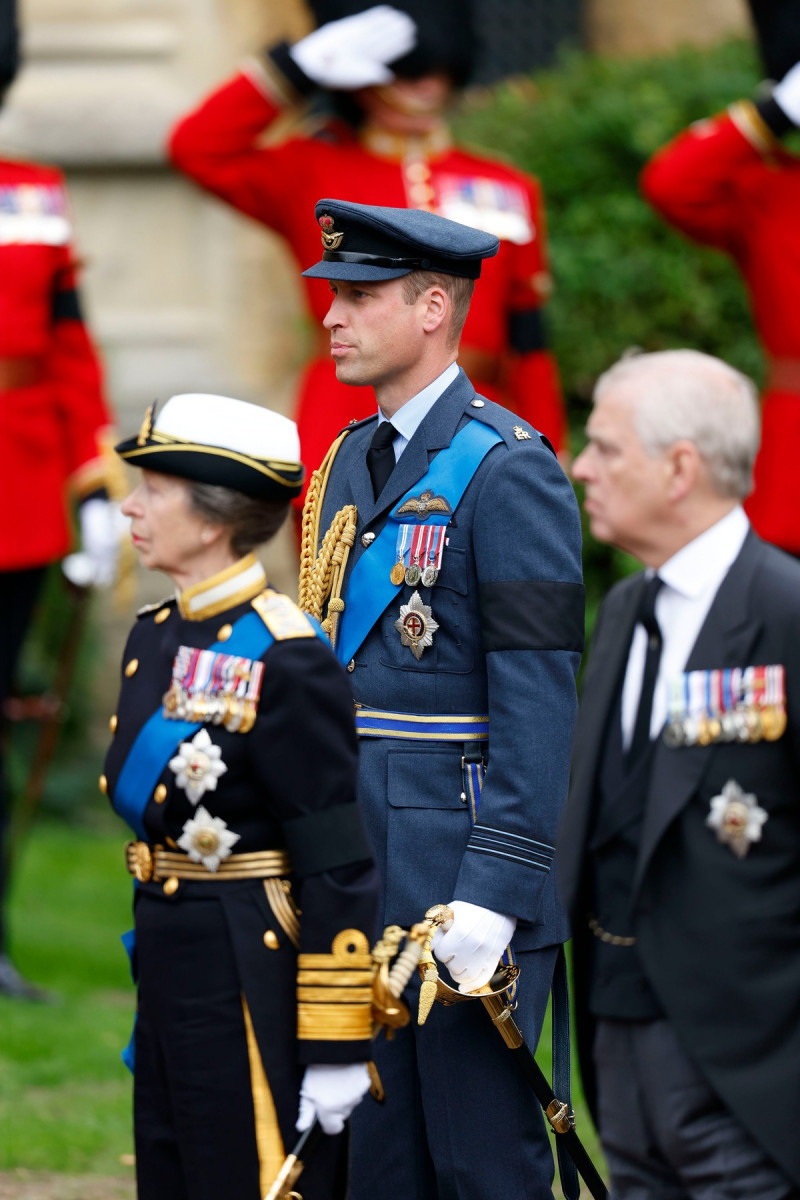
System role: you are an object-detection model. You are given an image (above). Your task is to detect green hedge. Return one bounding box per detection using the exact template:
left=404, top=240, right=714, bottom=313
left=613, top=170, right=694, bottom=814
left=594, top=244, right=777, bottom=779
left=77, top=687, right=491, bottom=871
left=454, top=38, right=767, bottom=621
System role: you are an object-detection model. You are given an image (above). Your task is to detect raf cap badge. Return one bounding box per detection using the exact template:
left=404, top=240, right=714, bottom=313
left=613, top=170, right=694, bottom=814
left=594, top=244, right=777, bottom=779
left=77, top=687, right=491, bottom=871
left=177, top=806, right=240, bottom=873
left=395, top=591, right=439, bottom=660
left=168, top=729, right=228, bottom=805
left=705, top=779, right=768, bottom=858
left=318, top=213, right=344, bottom=251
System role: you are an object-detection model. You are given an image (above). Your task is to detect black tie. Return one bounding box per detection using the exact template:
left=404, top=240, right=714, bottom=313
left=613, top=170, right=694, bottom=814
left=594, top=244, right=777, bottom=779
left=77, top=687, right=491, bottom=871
left=366, top=421, right=396, bottom=499
left=626, top=574, right=664, bottom=769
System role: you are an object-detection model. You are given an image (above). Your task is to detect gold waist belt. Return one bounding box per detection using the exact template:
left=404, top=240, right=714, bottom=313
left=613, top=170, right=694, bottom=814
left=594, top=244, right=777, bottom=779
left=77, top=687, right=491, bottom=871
left=126, top=841, right=290, bottom=884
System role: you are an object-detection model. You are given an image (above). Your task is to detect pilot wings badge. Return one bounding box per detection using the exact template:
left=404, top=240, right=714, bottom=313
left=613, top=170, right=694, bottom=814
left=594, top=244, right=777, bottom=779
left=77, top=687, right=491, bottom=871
left=396, top=490, right=452, bottom=518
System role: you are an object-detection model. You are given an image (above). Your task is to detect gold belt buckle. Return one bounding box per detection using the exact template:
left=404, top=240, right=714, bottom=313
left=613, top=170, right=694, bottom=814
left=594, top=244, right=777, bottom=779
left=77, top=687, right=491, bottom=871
left=127, top=841, right=154, bottom=883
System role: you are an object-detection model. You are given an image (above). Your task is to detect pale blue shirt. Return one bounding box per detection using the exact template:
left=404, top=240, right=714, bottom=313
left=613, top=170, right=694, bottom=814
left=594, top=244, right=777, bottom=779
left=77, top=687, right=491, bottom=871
left=377, top=361, right=460, bottom=461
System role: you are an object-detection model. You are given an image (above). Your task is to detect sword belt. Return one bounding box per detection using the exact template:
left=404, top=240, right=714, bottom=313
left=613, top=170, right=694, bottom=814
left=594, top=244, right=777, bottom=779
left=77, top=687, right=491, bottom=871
left=125, top=841, right=290, bottom=883
left=354, top=705, right=489, bottom=742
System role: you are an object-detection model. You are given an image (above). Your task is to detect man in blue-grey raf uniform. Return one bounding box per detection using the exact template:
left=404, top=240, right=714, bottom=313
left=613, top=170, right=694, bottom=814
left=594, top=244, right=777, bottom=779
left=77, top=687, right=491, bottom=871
left=299, top=198, right=584, bottom=1199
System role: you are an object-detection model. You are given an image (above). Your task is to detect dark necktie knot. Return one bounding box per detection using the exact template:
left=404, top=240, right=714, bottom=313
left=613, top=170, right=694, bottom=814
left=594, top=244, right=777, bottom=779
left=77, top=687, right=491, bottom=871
left=366, top=420, right=397, bottom=499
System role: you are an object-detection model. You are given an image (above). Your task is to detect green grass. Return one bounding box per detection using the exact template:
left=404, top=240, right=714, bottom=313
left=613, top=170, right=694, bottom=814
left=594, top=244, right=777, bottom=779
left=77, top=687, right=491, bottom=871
left=0, top=815, right=136, bottom=1175
left=1, top=816, right=606, bottom=1192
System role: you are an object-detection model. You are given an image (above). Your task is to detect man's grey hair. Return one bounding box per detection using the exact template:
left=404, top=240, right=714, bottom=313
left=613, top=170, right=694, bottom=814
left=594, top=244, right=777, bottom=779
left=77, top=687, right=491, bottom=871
left=594, top=349, right=761, bottom=501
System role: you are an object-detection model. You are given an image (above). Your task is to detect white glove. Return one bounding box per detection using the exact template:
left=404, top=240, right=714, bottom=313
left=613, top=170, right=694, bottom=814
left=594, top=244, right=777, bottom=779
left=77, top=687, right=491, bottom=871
left=289, top=5, right=417, bottom=90
left=296, top=1062, right=371, bottom=1135
left=773, top=60, right=800, bottom=126
left=433, top=900, right=517, bottom=994
left=78, top=497, right=120, bottom=587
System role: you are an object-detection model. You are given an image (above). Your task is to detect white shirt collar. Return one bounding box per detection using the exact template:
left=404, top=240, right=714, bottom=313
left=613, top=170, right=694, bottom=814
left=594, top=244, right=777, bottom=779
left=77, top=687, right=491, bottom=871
left=657, top=506, right=750, bottom=600
left=378, top=362, right=460, bottom=447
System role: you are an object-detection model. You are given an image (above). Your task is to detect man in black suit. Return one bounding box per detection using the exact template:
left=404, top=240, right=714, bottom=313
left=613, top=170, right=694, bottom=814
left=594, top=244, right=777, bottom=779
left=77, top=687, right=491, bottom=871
left=558, top=348, right=800, bottom=1199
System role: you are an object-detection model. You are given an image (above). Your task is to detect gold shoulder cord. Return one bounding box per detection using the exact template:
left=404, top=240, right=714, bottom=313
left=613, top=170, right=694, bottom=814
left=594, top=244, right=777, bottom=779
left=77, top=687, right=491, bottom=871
left=298, top=430, right=358, bottom=649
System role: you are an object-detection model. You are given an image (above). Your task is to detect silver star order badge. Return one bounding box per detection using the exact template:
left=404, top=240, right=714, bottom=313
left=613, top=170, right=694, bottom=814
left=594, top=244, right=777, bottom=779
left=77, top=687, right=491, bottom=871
left=395, top=590, right=439, bottom=660
left=177, top=806, right=240, bottom=872
left=705, top=778, right=768, bottom=858
left=168, top=728, right=228, bottom=805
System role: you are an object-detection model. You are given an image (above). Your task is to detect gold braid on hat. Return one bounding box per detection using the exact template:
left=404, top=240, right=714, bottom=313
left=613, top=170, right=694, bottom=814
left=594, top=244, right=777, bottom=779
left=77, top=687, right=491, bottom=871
left=298, top=431, right=357, bottom=650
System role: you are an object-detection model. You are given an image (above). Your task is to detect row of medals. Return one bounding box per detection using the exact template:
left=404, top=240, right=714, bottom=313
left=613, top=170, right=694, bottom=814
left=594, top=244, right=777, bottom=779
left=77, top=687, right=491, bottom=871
left=162, top=682, right=258, bottom=734
left=663, top=704, right=786, bottom=748
left=390, top=556, right=439, bottom=589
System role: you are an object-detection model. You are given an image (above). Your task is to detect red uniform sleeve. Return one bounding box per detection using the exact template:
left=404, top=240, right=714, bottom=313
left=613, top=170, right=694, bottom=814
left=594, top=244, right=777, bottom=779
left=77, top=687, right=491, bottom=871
left=504, top=176, right=566, bottom=453
left=48, top=237, right=116, bottom=500
left=640, top=104, right=782, bottom=256
left=168, top=66, right=310, bottom=241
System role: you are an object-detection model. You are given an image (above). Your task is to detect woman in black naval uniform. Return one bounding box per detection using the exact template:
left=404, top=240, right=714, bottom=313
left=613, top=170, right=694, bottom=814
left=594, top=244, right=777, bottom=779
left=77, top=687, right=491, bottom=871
left=104, top=392, right=379, bottom=1200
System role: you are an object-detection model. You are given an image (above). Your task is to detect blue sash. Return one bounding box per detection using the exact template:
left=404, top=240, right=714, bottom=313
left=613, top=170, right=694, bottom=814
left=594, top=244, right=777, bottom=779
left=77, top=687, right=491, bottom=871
left=335, top=420, right=502, bottom=666
left=113, top=611, right=273, bottom=839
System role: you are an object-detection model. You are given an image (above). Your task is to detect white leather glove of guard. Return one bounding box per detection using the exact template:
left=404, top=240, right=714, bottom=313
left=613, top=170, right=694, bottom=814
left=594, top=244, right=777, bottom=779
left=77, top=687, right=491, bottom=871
left=78, top=497, right=120, bottom=587
left=296, top=1062, right=372, bottom=1135
left=433, top=900, right=517, bottom=994
left=773, top=60, right=800, bottom=126
left=289, top=5, right=417, bottom=90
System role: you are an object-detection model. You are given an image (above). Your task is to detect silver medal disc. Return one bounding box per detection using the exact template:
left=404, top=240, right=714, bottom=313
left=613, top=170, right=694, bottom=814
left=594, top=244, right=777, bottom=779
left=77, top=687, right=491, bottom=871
left=421, top=566, right=438, bottom=588
left=405, top=564, right=422, bottom=586
left=663, top=720, right=685, bottom=749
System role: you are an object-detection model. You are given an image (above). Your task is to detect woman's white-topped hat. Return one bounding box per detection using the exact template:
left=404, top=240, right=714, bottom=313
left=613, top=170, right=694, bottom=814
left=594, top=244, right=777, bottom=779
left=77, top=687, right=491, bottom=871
left=115, top=393, right=305, bottom=500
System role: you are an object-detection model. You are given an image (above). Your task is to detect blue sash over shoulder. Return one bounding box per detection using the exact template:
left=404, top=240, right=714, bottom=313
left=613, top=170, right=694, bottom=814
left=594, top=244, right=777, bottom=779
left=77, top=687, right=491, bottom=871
left=335, top=419, right=502, bottom=667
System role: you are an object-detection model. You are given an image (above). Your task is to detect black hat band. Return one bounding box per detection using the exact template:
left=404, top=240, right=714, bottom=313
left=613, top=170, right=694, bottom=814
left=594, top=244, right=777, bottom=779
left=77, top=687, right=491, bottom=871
left=322, top=248, right=481, bottom=279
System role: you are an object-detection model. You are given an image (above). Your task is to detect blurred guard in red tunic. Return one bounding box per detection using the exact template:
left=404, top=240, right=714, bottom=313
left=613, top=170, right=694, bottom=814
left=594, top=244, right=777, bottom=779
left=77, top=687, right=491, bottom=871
left=0, top=3, right=119, bottom=998
left=641, top=1, right=800, bottom=556
left=169, top=1, right=566, bottom=508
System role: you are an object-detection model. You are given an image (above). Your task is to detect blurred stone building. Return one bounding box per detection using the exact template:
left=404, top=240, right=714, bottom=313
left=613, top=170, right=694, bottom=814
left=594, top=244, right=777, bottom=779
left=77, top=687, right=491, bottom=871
left=0, top=0, right=751, bottom=608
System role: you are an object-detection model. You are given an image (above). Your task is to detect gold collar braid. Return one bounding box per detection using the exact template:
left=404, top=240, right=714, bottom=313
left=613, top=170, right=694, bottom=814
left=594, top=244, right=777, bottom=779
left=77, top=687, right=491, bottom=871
left=298, top=431, right=357, bottom=650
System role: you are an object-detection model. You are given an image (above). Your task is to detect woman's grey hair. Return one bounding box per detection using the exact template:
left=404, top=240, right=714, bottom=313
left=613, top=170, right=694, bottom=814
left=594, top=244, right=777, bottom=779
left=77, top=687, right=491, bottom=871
left=594, top=349, right=761, bottom=500
left=186, top=480, right=290, bottom=556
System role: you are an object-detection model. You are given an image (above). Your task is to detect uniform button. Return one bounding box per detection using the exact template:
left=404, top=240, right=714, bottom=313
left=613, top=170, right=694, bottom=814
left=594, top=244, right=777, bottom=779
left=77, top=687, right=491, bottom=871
left=405, top=161, right=431, bottom=183
left=217, top=623, right=233, bottom=642
left=153, top=784, right=167, bottom=804
left=347, top=659, right=356, bottom=673
left=98, top=774, right=108, bottom=795
left=471, top=399, right=485, bottom=408
left=109, top=714, right=118, bottom=734
left=263, top=930, right=279, bottom=950
left=125, top=658, right=139, bottom=677
left=361, top=532, right=376, bottom=547
left=154, top=608, right=171, bottom=624
left=163, top=877, right=179, bottom=896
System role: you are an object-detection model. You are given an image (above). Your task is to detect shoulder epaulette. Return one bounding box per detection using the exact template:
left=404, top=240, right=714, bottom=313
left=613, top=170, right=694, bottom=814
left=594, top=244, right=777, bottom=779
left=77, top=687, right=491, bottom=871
left=136, top=595, right=175, bottom=619
left=251, top=589, right=317, bottom=641
left=468, top=399, right=546, bottom=452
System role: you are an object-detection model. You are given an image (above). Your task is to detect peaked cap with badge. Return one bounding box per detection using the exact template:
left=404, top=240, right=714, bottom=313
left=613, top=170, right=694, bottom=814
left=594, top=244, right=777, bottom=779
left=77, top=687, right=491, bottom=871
left=115, top=392, right=305, bottom=500
left=302, top=197, right=500, bottom=282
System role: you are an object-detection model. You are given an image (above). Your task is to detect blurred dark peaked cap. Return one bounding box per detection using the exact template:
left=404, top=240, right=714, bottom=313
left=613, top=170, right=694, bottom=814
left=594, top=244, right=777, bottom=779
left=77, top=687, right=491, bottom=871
left=302, top=197, right=499, bottom=281
left=747, top=0, right=800, bottom=81
left=307, top=0, right=478, bottom=87
left=0, top=0, right=19, bottom=95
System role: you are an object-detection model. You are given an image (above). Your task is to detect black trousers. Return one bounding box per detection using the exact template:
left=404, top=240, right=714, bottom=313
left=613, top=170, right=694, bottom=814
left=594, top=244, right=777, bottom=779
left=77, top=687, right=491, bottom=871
left=593, top=1018, right=800, bottom=1200
left=0, top=566, right=47, bottom=953
left=133, top=884, right=347, bottom=1200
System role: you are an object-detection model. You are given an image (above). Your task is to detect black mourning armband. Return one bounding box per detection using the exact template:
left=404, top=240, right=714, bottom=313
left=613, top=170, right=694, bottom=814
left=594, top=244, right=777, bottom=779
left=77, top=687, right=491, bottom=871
left=478, top=581, right=585, bottom=653
left=282, top=803, right=374, bottom=878
left=755, top=95, right=796, bottom=136
left=265, top=41, right=318, bottom=100
left=508, top=307, right=547, bottom=354
left=52, top=286, right=83, bottom=324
